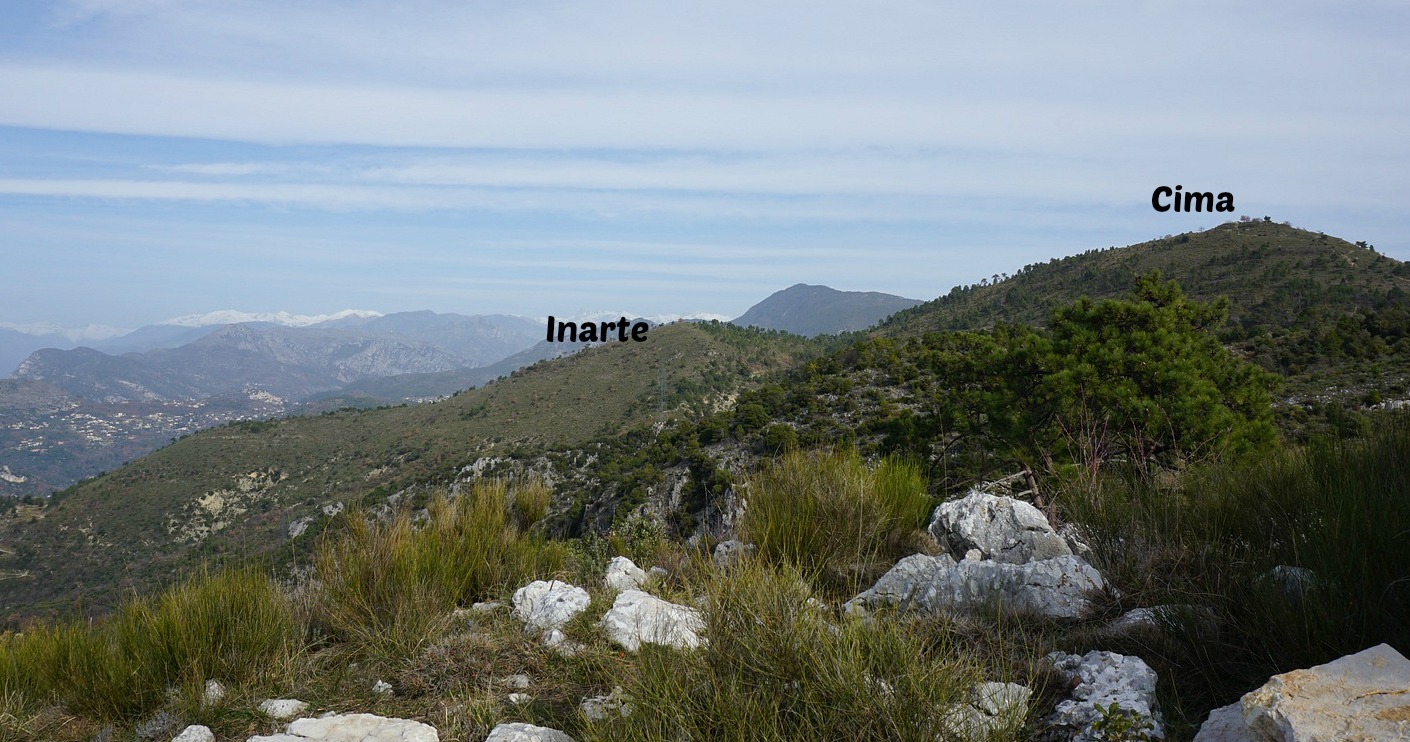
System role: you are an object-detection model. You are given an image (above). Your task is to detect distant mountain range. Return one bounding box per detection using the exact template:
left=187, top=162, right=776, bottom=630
left=731, top=283, right=923, bottom=337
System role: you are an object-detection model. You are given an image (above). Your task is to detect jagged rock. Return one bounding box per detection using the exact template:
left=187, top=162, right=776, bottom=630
left=712, top=539, right=755, bottom=567
left=172, top=726, right=215, bottom=742
left=258, top=699, right=310, bottom=720
left=508, top=693, right=532, bottom=705
left=248, top=713, right=438, bottom=741
left=848, top=554, right=1105, bottom=619
left=542, top=628, right=584, bottom=656
left=484, top=722, right=575, bottom=742
left=604, top=556, right=647, bottom=592
left=943, top=682, right=1032, bottom=740
left=599, top=589, right=705, bottom=651
left=1058, top=523, right=1093, bottom=558
left=580, top=686, right=633, bottom=721
left=1195, top=643, right=1410, bottom=742
left=512, top=580, right=590, bottom=631
left=203, top=679, right=226, bottom=705
left=372, top=679, right=394, bottom=695
left=844, top=553, right=957, bottom=614
left=928, top=489, right=1071, bottom=564
left=1044, top=651, right=1162, bottom=742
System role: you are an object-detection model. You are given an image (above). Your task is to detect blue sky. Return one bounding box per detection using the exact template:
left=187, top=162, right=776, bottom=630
left=2, top=1, right=1407, bottom=329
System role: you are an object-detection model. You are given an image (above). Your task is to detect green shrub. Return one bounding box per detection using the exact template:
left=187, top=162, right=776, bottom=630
left=585, top=558, right=982, bottom=741
left=315, top=480, right=568, bottom=657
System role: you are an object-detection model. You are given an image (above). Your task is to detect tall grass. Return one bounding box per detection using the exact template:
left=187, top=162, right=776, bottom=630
left=315, top=479, right=568, bottom=657
left=586, top=557, right=985, bottom=741
left=739, top=448, right=930, bottom=590
left=0, top=566, right=297, bottom=722
left=1065, top=414, right=1410, bottom=724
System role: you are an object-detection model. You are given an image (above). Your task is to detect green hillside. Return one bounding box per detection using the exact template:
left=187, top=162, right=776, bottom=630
left=881, top=221, right=1410, bottom=336
left=0, top=322, right=818, bottom=621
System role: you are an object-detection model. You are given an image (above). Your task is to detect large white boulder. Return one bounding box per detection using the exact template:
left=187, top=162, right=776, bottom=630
left=512, top=580, right=590, bottom=632
left=598, top=589, right=705, bottom=651
left=928, top=489, right=1071, bottom=564
left=1194, top=643, right=1410, bottom=742
left=1044, top=651, right=1163, bottom=742
left=848, top=553, right=1105, bottom=620
left=247, top=712, right=438, bottom=741
left=484, top=722, right=575, bottom=742
left=603, top=556, right=647, bottom=592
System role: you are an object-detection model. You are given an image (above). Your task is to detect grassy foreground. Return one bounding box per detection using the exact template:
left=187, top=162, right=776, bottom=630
left=2, top=422, right=1407, bottom=740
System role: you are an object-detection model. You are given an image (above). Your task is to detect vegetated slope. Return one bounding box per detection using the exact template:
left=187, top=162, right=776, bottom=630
left=880, top=221, right=1410, bottom=336
left=0, top=322, right=817, bottom=621
left=733, top=283, right=923, bottom=337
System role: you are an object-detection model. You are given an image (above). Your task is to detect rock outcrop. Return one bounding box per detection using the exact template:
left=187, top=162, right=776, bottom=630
left=847, top=554, right=1105, bottom=619
left=943, top=681, right=1032, bottom=740
left=1043, top=651, right=1163, bottom=742
left=599, top=589, right=705, bottom=651
left=928, top=489, right=1072, bottom=564
left=1194, top=643, right=1410, bottom=742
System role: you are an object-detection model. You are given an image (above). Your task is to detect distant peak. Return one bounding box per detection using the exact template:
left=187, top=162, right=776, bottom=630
left=158, top=309, right=384, bottom=328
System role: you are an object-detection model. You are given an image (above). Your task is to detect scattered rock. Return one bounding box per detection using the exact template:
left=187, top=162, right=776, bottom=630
left=258, top=699, right=310, bottom=721
left=1260, top=565, right=1318, bottom=605
left=287, top=516, right=315, bottom=539
left=484, top=722, right=575, bottom=742
left=848, top=554, right=1105, bottom=620
left=928, top=489, right=1072, bottom=564
left=1105, top=604, right=1218, bottom=639
left=203, top=679, right=226, bottom=705
left=372, top=679, right=394, bottom=695
left=604, top=556, right=647, bottom=592
left=501, top=674, right=532, bottom=689
left=712, top=539, right=755, bottom=567
left=599, top=589, right=705, bottom=651
left=249, top=712, right=438, bottom=741
left=647, top=566, right=669, bottom=581
left=172, top=726, right=215, bottom=742
left=943, top=681, right=1031, bottom=740
left=1044, top=650, right=1162, bottom=742
left=508, top=692, right=532, bottom=705
left=512, top=580, right=590, bottom=632
left=542, top=628, right=584, bottom=656
left=580, top=686, right=632, bottom=721
left=1196, top=643, right=1410, bottom=742
left=1058, top=523, right=1092, bottom=558
left=136, top=710, right=180, bottom=739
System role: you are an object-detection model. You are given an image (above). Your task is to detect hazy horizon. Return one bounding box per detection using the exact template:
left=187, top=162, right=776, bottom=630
left=4, top=1, right=1407, bottom=328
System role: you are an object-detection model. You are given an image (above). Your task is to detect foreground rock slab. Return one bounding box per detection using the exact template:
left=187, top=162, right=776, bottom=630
left=248, top=712, right=438, bottom=741
left=929, top=489, right=1072, bottom=564
left=1195, top=643, right=1410, bottom=742
left=512, top=580, right=590, bottom=631
left=1045, top=650, right=1163, bottom=742
left=484, top=722, right=575, bottom=742
left=848, top=554, right=1105, bottom=619
left=599, top=589, right=705, bottom=651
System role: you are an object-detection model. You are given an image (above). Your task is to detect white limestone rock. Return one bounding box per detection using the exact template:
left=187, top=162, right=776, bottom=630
left=1044, top=650, right=1163, bottom=742
left=203, top=679, right=226, bottom=705
left=1192, top=702, right=1252, bottom=742
left=258, top=699, right=310, bottom=720
left=248, top=713, right=438, bottom=742
left=1240, top=643, right=1410, bottom=742
left=508, top=692, right=532, bottom=705
left=512, top=580, right=590, bottom=632
left=501, top=674, right=532, bottom=689
left=849, top=553, right=1105, bottom=620
left=172, top=725, right=215, bottom=742
left=372, top=679, right=394, bottom=695
left=928, top=489, right=1071, bottom=564
left=580, top=686, right=632, bottom=721
left=603, top=556, right=647, bottom=592
left=1106, top=604, right=1219, bottom=639
left=943, top=681, right=1032, bottom=740
left=484, top=722, right=575, bottom=742
left=598, top=589, right=705, bottom=651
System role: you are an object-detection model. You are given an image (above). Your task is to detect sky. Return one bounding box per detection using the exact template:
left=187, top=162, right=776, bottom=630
left=2, top=1, right=1408, bottom=330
